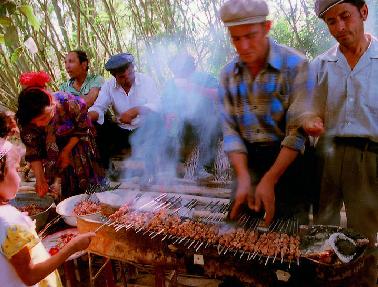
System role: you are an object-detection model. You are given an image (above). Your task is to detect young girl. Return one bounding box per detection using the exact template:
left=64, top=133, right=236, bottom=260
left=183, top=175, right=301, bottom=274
left=0, top=139, right=95, bottom=286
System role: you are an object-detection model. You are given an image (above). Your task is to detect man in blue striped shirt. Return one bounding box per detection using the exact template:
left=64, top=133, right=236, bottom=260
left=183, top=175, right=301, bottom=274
left=219, top=0, right=313, bottom=224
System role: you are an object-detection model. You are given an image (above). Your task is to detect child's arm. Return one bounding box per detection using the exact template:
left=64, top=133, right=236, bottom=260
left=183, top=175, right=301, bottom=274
left=10, top=232, right=95, bottom=286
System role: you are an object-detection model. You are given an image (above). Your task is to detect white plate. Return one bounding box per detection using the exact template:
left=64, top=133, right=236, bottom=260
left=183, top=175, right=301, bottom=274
left=56, top=194, right=89, bottom=226
left=42, top=228, right=85, bottom=261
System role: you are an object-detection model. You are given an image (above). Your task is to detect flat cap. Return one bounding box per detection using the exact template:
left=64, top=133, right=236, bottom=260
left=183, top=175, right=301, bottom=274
left=219, top=0, right=269, bottom=27
left=105, top=53, right=134, bottom=71
left=314, top=0, right=345, bottom=18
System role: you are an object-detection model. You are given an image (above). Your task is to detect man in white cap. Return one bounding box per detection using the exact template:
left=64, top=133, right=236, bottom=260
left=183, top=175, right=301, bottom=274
left=88, top=53, right=161, bottom=173
left=302, top=1, right=378, bottom=284
left=218, top=0, right=313, bottom=224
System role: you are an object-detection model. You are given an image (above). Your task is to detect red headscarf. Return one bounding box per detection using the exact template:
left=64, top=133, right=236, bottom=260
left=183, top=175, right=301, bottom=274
left=19, top=71, right=51, bottom=88
left=19, top=71, right=53, bottom=102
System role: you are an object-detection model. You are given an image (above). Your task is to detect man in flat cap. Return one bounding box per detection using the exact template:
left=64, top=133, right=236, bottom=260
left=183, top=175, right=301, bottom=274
left=88, top=53, right=160, bottom=171
left=218, top=0, right=313, bottom=224
left=302, top=1, right=378, bottom=284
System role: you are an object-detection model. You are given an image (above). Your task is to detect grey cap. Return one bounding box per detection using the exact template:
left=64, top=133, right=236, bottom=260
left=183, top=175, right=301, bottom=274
left=219, top=0, right=269, bottom=27
left=105, top=53, right=134, bottom=71
left=314, top=0, right=345, bottom=18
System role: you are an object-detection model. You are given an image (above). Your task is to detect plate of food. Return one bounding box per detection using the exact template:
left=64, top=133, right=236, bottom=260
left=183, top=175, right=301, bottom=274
left=56, top=194, right=93, bottom=226
left=42, top=228, right=85, bottom=261
left=10, top=192, right=55, bottom=230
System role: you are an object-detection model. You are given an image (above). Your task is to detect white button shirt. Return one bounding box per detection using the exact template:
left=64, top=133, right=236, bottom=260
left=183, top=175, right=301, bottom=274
left=89, top=72, right=160, bottom=129
left=309, top=35, right=378, bottom=143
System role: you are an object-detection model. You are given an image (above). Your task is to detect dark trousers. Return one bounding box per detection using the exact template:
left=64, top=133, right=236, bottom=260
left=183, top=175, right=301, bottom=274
left=231, top=142, right=311, bottom=224
left=315, top=137, right=378, bottom=287
left=317, top=137, right=378, bottom=242
left=95, top=117, right=134, bottom=169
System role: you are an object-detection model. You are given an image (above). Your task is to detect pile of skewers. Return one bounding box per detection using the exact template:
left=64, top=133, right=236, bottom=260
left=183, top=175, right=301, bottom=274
left=94, top=194, right=301, bottom=266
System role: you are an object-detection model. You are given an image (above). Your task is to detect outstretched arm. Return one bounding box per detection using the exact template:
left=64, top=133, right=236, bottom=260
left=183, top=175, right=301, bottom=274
left=10, top=232, right=95, bottom=286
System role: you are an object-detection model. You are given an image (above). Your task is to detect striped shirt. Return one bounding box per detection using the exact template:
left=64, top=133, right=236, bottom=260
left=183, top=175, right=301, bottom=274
left=218, top=37, right=312, bottom=154
left=308, top=35, right=378, bottom=143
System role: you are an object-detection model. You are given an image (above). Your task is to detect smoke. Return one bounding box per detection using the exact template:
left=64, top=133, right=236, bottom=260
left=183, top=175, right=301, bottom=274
left=122, top=35, right=230, bottom=184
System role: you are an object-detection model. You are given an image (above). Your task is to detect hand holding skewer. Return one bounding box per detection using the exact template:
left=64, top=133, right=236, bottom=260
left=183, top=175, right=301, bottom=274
left=252, top=175, right=275, bottom=225
left=229, top=174, right=251, bottom=220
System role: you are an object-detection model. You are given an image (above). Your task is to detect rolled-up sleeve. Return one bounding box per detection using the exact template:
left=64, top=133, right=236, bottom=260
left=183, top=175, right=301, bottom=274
left=218, top=70, right=247, bottom=154
left=20, top=126, right=46, bottom=162
left=88, top=81, right=112, bottom=125
left=282, top=58, right=314, bottom=153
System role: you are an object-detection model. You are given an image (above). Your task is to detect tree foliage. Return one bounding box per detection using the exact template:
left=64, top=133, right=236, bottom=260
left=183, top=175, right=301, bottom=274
left=0, top=0, right=377, bottom=110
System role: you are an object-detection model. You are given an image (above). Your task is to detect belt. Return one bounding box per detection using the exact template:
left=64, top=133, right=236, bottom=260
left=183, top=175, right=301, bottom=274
left=245, top=141, right=281, bottom=153
left=333, top=137, right=378, bottom=153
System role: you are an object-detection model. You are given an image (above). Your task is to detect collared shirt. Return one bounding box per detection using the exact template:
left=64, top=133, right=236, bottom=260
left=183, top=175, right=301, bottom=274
left=218, top=37, right=312, bottom=154
left=309, top=35, right=378, bottom=143
left=88, top=72, right=160, bottom=128
left=59, top=74, right=104, bottom=97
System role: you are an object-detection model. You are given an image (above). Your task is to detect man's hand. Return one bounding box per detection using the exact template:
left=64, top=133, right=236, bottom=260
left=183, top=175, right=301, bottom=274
left=253, top=175, right=276, bottom=225
left=119, top=110, right=136, bottom=124
left=229, top=174, right=251, bottom=220
left=303, top=116, right=324, bottom=137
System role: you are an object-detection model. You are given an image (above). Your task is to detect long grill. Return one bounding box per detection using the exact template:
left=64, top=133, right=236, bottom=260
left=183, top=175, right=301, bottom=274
left=90, top=192, right=301, bottom=267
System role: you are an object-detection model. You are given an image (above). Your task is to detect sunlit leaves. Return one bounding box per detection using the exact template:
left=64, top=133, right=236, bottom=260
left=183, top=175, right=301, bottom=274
left=4, top=25, right=19, bottom=48
left=19, top=5, right=41, bottom=31
left=0, top=16, right=12, bottom=27
left=10, top=46, right=23, bottom=63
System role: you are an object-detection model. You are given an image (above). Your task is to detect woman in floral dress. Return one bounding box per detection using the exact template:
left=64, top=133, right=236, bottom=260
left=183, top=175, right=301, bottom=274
left=16, top=72, right=105, bottom=199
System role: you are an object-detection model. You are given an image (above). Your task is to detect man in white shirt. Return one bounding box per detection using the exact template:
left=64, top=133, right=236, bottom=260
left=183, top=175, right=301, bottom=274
left=88, top=53, right=160, bottom=170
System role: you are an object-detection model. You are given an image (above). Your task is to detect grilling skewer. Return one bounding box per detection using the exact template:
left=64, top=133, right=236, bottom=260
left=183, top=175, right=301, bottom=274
left=137, top=193, right=167, bottom=210
left=99, top=194, right=301, bottom=265
left=39, top=215, right=62, bottom=238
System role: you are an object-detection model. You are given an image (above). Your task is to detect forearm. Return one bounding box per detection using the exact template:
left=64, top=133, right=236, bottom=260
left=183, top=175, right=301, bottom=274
left=30, top=161, right=45, bottom=182
left=228, top=152, right=250, bottom=179
left=82, top=88, right=100, bottom=108
left=125, top=106, right=149, bottom=119
left=11, top=246, right=73, bottom=286
left=62, top=137, right=79, bottom=154
left=263, top=147, right=299, bottom=184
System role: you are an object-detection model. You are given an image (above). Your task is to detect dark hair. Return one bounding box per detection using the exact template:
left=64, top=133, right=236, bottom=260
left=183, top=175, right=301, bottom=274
left=70, top=50, right=89, bottom=71
left=0, top=112, right=11, bottom=138
left=342, top=0, right=366, bottom=10
left=109, top=63, right=133, bottom=77
left=169, top=52, right=196, bottom=78
left=16, top=88, right=51, bottom=127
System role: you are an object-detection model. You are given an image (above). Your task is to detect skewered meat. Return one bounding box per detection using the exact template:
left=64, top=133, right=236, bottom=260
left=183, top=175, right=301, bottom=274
left=106, top=205, right=301, bottom=261
left=73, top=200, right=101, bottom=215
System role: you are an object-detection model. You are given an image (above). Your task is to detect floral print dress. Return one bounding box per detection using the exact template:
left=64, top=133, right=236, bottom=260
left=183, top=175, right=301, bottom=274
left=20, top=92, right=105, bottom=199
